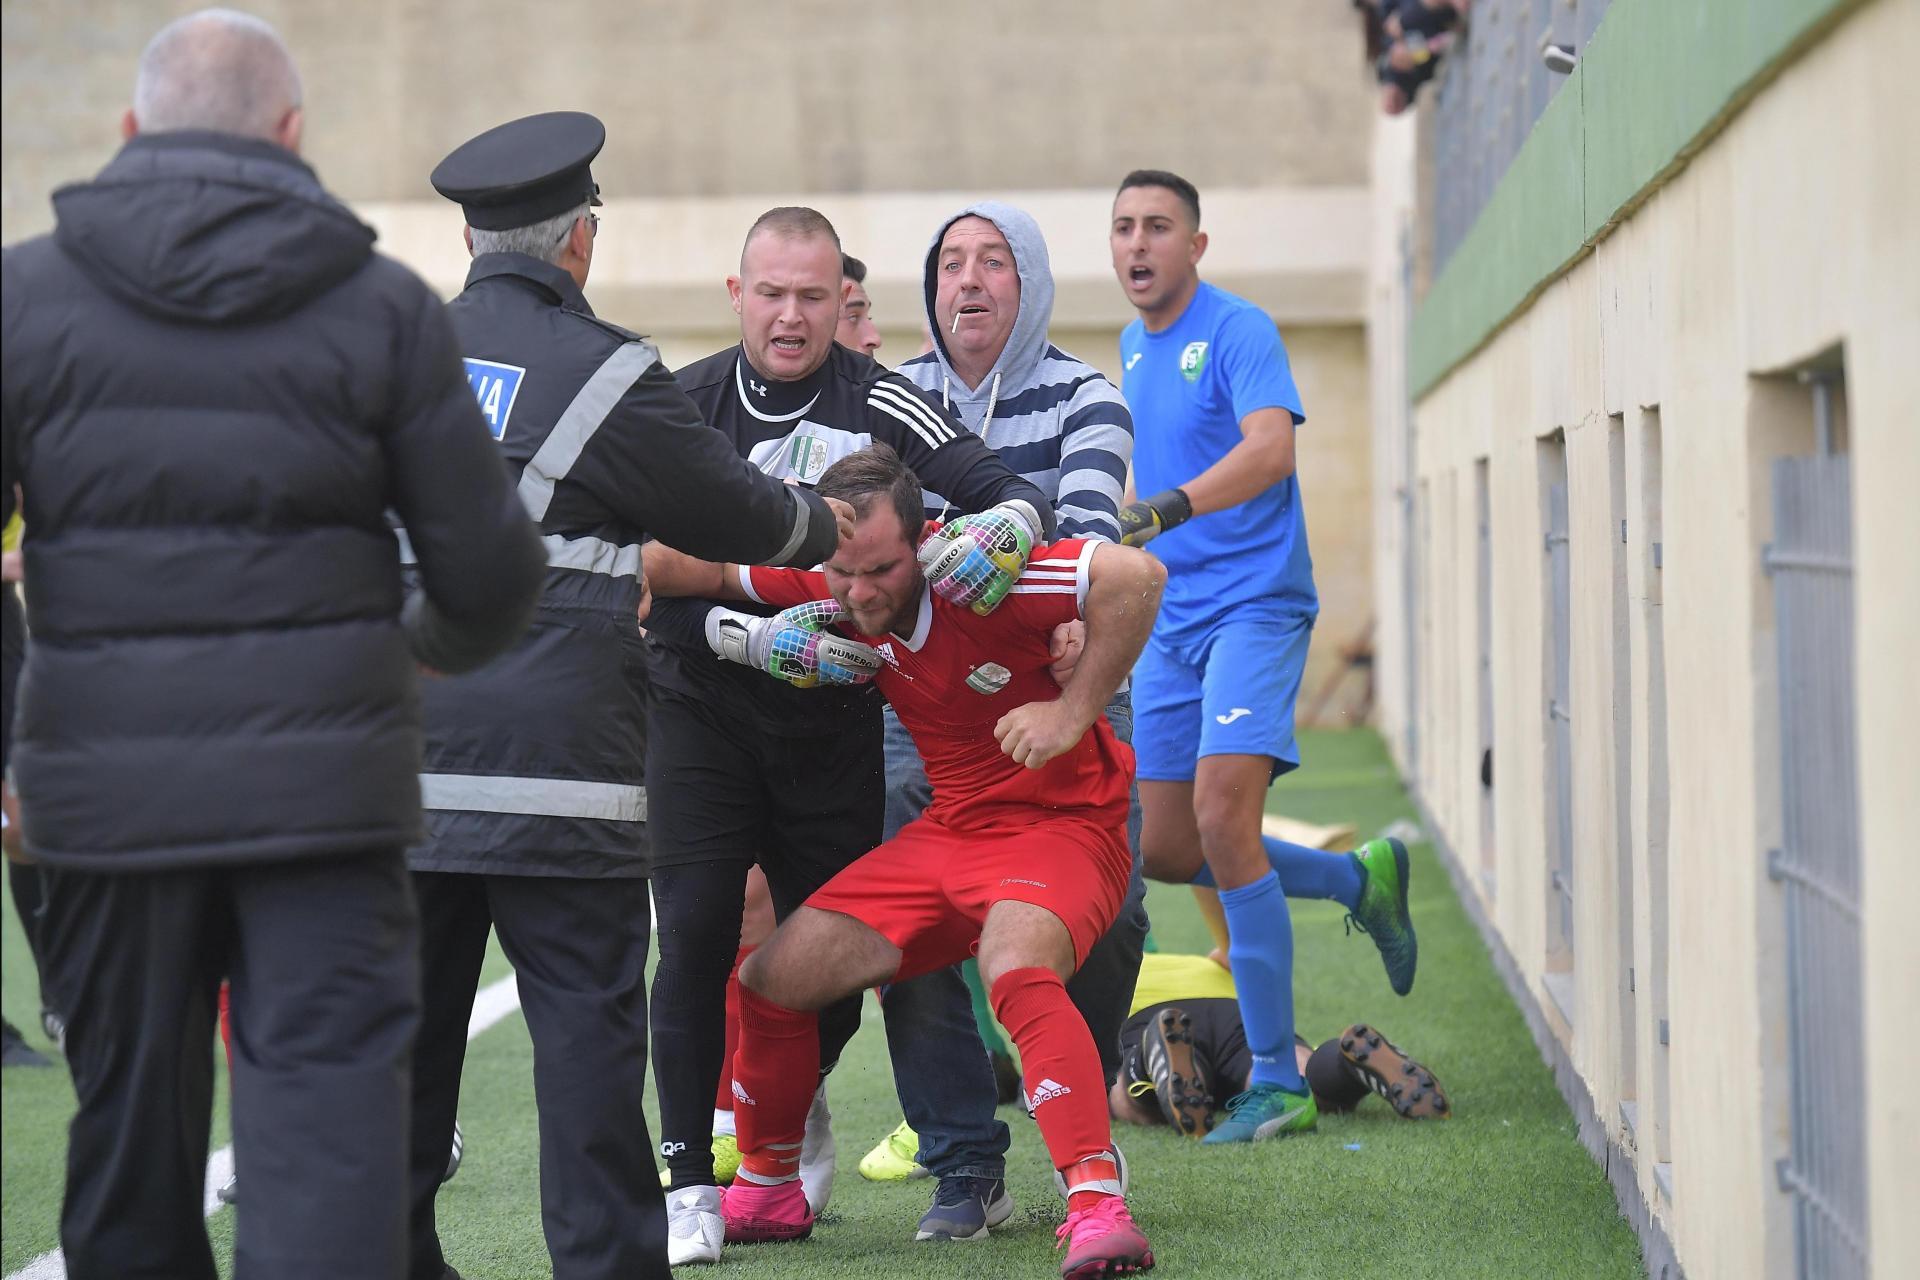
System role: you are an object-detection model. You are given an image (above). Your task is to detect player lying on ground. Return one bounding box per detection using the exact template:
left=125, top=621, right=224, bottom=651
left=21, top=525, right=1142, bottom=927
left=1108, top=952, right=1449, bottom=1138
left=645, top=443, right=1164, bottom=1278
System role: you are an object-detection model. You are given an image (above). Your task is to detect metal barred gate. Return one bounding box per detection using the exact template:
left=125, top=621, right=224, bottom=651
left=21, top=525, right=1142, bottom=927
left=1546, top=481, right=1574, bottom=952
left=1763, top=453, right=1867, bottom=1280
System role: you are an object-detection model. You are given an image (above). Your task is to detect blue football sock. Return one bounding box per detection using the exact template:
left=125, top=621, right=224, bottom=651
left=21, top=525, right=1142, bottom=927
left=1262, top=836, right=1363, bottom=909
left=1190, top=840, right=1363, bottom=911
left=1218, top=871, right=1305, bottom=1090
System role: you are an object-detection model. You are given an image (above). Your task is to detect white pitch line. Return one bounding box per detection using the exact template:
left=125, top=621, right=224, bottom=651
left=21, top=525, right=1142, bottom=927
left=6, top=971, right=524, bottom=1280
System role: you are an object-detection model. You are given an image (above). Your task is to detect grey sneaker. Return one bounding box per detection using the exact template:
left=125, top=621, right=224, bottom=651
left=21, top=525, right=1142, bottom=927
left=915, top=1175, right=1013, bottom=1241
left=2, top=1020, right=53, bottom=1068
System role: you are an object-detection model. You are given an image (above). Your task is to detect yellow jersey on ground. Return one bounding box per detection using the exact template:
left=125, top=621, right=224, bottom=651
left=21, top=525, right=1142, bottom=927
left=1127, top=952, right=1238, bottom=1016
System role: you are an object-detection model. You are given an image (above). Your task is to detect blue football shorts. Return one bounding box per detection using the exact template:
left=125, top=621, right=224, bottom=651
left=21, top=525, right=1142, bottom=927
left=1131, top=608, right=1314, bottom=783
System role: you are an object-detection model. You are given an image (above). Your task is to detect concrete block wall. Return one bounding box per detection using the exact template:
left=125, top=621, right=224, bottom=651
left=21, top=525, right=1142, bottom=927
left=1371, top=2, right=1920, bottom=1274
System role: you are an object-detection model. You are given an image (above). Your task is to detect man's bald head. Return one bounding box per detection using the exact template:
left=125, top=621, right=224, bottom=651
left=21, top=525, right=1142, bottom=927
left=740, top=206, right=840, bottom=272
left=130, top=8, right=303, bottom=146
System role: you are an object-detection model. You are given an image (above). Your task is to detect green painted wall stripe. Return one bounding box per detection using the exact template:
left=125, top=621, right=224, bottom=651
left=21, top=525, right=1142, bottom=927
left=1410, top=0, right=1869, bottom=400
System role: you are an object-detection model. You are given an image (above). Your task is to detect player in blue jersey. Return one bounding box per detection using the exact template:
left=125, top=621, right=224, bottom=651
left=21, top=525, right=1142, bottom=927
left=1108, top=169, right=1418, bottom=1143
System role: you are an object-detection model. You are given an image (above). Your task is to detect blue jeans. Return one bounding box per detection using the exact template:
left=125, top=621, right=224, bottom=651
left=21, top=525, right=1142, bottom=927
left=878, top=695, right=1150, bottom=1179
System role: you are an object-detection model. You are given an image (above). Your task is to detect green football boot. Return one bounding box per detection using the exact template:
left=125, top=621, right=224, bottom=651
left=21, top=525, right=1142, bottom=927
left=1347, top=837, right=1418, bottom=995
left=1200, top=1081, right=1318, bottom=1144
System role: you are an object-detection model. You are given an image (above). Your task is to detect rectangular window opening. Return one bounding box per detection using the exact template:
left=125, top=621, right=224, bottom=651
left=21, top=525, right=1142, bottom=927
left=1416, top=477, right=1434, bottom=788
left=1640, top=406, right=1672, bottom=1172
left=1609, top=416, right=1636, bottom=1110
left=1539, top=431, right=1574, bottom=1014
left=1476, top=457, right=1495, bottom=900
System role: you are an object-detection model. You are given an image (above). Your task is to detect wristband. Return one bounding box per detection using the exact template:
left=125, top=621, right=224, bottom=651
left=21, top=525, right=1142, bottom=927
left=704, top=607, right=761, bottom=667
left=1145, top=487, right=1193, bottom=529
left=1117, top=487, right=1193, bottom=547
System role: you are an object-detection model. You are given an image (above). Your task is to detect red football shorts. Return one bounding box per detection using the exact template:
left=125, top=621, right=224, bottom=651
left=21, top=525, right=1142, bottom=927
left=805, top=813, right=1132, bottom=982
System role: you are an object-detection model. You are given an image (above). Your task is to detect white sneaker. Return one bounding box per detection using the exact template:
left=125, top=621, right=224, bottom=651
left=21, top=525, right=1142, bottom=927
left=665, top=1184, right=724, bottom=1266
left=798, top=1083, right=836, bottom=1214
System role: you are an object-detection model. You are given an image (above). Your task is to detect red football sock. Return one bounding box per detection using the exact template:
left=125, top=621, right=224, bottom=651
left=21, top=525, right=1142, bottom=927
left=218, top=981, right=234, bottom=1073
left=731, top=984, right=818, bottom=1186
left=989, top=967, right=1119, bottom=1193
left=715, top=945, right=755, bottom=1113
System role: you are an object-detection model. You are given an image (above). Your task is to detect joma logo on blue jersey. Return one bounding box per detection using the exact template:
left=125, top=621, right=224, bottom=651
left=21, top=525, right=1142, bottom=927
left=463, top=358, right=526, bottom=440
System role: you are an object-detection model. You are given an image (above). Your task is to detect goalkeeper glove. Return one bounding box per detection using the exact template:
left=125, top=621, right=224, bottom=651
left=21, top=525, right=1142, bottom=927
left=1116, top=488, right=1193, bottom=547
left=704, top=601, right=882, bottom=689
left=918, top=499, right=1042, bottom=616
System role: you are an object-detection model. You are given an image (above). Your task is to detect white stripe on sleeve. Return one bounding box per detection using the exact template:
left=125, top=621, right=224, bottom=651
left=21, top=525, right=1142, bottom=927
left=736, top=563, right=764, bottom=604
left=869, top=395, right=947, bottom=453
left=869, top=382, right=956, bottom=445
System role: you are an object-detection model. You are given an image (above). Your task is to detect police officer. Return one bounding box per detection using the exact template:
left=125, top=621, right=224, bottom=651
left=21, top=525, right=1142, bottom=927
left=641, top=206, right=1056, bottom=1264
left=408, top=116, right=852, bottom=1280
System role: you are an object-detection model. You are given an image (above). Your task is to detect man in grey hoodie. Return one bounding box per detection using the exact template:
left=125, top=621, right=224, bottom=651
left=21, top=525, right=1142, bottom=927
left=865, top=202, right=1149, bottom=1242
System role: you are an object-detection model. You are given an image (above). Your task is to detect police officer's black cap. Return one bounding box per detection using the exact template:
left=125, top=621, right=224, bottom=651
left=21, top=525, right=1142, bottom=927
left=430, top=111, right=606, bottom=231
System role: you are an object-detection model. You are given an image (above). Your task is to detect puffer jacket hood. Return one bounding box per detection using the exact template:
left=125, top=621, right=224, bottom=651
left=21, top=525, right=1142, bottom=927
left=919, top=200, right=1054, bottom=431
left=51, top=130, right=375, bottom=324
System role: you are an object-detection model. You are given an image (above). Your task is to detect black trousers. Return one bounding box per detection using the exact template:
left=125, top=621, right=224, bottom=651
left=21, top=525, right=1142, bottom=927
left=644, top=685, right=882, bottom=1190
left=38, top=851, right=418, bottom=1280
left=408, top=870, right=664, bottom=1280
left=8, top=859, right=50, bottom=995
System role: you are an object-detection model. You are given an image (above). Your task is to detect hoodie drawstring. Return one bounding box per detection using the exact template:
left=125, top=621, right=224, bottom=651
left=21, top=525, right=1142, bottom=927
left=937, top=371, right=1003, bottom=525
left=940, top=371, right=1003, bottom=437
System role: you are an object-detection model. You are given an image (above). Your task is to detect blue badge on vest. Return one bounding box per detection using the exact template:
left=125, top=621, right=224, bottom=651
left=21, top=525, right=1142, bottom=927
left=463, top=358, right=526, bottom=440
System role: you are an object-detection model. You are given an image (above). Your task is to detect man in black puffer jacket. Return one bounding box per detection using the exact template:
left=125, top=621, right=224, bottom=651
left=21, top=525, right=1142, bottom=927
left=0, top=11, right=545, bottom=1280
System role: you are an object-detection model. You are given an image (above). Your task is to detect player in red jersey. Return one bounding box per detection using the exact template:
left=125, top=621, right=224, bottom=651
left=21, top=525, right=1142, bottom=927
left=646, top=444, right=1164, bottom=1278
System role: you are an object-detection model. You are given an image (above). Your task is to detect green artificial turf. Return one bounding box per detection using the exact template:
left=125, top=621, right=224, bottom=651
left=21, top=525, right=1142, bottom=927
left=1, top=729, right=1643, bottom=1278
